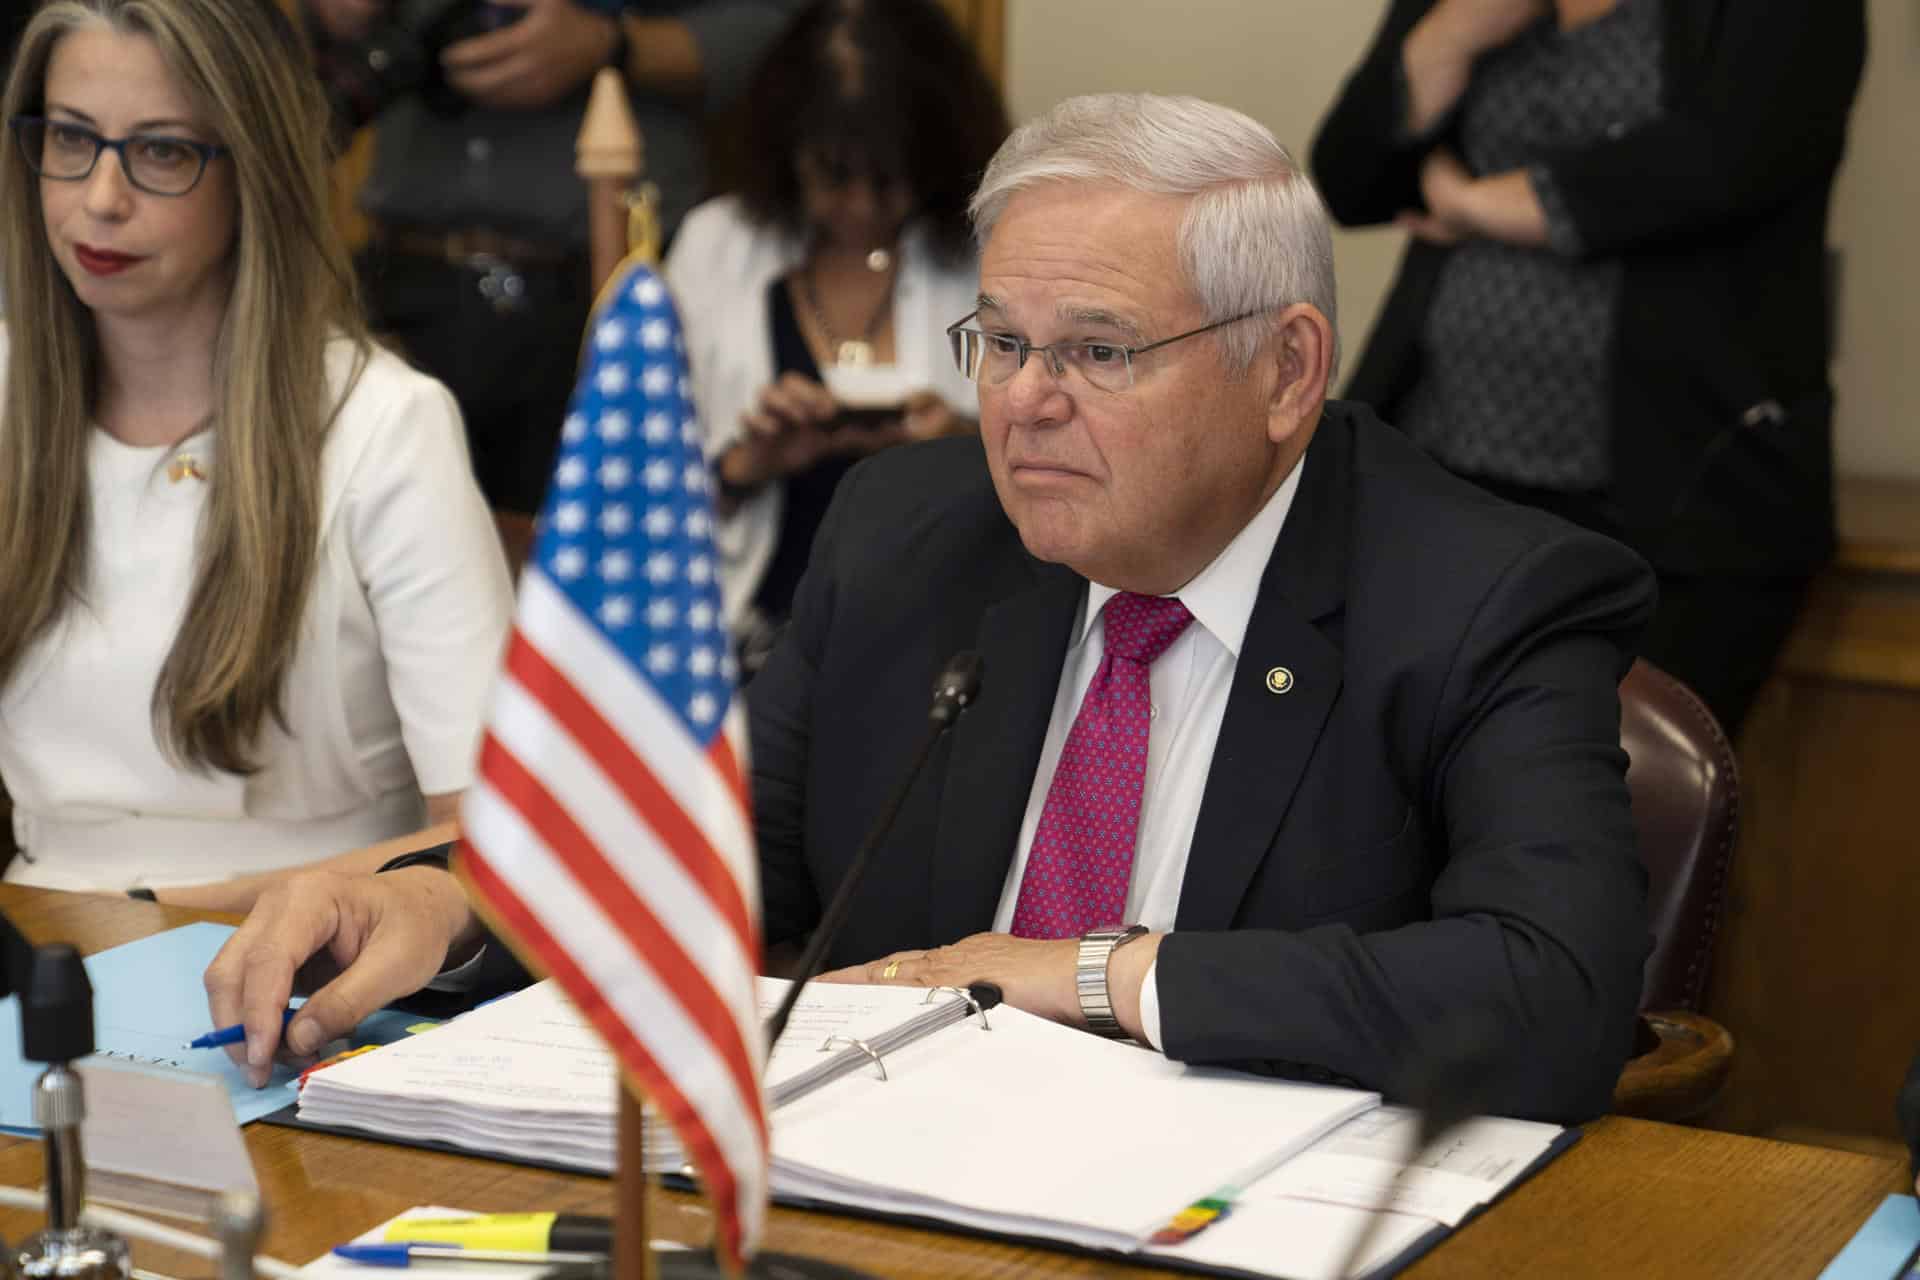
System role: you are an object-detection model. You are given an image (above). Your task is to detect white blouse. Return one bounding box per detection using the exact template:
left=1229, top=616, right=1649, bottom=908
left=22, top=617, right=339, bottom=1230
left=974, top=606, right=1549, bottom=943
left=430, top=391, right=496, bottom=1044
left=0, top=337, right=513, bottom=890
left=663, top=196, right=981, bottom=624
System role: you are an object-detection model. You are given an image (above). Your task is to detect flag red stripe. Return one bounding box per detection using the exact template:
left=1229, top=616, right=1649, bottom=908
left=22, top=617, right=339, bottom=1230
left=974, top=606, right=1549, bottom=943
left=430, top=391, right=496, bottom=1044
left=461, top=846, right=753, bottom=1267
left=505, top=633, right=756, bottom=947
left=476, top=734, right=767, bottom=1148
left=709, top=730, right=750, bottom=822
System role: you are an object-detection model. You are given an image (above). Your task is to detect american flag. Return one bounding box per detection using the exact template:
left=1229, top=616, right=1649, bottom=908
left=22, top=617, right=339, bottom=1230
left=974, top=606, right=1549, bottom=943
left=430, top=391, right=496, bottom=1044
left=458, top=263, right=769, bottom=1266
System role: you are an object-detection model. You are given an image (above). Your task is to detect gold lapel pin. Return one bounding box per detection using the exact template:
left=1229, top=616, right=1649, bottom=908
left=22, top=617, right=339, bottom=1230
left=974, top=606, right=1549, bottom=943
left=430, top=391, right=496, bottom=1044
left=1265, top=666, right=1294, bottom=695
left=166, top=454, right=205, bottom=484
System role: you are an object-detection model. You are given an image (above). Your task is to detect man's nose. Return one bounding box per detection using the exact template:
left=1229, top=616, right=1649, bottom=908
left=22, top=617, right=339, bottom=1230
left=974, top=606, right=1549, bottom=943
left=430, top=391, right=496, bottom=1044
left=1001, top=347, right=1072, bottom=424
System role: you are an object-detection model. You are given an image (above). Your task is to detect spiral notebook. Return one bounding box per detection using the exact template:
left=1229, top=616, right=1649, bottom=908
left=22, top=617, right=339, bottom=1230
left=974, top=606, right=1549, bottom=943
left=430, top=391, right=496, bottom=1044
left=285, top=977, right=1571, bottom=1279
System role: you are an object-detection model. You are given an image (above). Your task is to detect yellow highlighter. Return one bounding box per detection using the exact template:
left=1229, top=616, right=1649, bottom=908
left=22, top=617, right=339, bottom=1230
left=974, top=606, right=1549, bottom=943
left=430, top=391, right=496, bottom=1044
left=385, top=1214, right=613, bottom=1254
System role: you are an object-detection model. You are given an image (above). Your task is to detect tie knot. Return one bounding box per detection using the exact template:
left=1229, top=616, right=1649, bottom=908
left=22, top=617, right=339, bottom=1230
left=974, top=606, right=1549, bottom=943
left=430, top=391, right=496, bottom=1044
left=1102, top=592, right=1193, bottom=664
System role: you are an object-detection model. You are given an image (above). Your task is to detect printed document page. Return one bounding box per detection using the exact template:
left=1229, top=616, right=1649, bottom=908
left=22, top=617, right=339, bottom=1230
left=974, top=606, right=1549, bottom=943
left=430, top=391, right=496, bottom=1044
left=1151, top=1106, right=1564, bottom=1280
left=770, top=1003, right=1378, bottom=1252
left=297, top=978, right=948, bottom=1171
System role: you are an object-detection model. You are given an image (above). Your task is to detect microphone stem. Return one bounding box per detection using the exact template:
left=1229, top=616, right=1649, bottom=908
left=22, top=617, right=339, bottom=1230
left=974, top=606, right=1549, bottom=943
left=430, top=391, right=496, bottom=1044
left=763, top=711, right=954, bottom=1050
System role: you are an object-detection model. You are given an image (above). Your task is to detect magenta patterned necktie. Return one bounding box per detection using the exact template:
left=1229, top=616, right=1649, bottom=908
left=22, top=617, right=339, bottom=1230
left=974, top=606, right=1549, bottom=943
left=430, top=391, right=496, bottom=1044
left=1009, top=591, right=1195, bottom=939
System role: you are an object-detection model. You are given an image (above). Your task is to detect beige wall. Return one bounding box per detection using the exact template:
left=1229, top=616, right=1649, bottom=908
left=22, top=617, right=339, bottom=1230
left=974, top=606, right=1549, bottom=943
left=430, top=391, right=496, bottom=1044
left=1007, top=0, right=1918, bottom=479
left=1828, top=0, right=1920, bottom=479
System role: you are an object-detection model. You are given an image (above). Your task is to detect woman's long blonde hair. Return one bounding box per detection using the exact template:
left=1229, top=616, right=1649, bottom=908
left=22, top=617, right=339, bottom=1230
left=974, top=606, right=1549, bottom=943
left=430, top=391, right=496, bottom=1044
left=0, top=0, right=367, bottom=774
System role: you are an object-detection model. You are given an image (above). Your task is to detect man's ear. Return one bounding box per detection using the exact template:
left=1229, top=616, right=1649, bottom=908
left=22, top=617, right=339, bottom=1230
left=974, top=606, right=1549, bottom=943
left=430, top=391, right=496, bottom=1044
left=1264, top=303, right=1334, bottom=446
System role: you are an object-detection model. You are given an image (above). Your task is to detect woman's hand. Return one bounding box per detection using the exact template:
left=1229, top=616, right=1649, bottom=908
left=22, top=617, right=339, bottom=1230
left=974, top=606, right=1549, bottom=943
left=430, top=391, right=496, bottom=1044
left=899, top=390, right=976, bottom=442
left=1432, top=0, right=1553, bottom=58
left=719, top=373, right=848, bottom=495
left=306, top=0, right=385, bottom=43
left=1400, top=147, right=1477, bottom=244
left=1403, top=0, right=1551, bottom=135
left=1400, top=149, right=1550, bottom=250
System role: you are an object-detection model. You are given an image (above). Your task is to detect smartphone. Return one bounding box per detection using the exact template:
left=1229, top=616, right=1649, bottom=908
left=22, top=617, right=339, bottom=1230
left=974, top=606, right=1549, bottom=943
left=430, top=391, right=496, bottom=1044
left=833, top=403, right=905, bottom=431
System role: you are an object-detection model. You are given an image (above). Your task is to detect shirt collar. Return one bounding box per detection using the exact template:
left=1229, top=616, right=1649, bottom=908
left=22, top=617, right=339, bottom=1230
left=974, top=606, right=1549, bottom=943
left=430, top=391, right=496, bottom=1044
left=1078, top=454, right=1306, bottom=659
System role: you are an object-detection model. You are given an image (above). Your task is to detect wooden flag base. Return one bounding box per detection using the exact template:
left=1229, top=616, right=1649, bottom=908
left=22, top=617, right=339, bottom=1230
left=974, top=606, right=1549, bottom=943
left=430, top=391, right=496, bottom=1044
left=615, top=1089, right=879, bottom=1280
left=653, top=1250, right=876, bottom=1278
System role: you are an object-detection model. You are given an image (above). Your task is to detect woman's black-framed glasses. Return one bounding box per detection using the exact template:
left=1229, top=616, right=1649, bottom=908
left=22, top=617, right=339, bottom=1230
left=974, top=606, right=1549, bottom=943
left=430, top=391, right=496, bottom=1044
left=9, top=115, right=228, bottom=197
left=946, top=309, right=1268, bottom=393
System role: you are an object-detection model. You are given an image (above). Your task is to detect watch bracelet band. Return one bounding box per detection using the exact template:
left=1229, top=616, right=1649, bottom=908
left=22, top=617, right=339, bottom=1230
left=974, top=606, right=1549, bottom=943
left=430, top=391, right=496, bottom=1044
left=1077, top=925, right=1147, bottom=1038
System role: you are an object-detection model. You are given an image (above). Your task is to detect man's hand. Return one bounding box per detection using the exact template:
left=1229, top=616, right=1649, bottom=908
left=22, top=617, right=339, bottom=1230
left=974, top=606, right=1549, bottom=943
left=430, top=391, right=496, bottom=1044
left=307, top=0, right=385, bottom=43
left=818, top=931, right=1166, bottom=1042
left=441, top=0, right=620, bottom=111
left=203, top=867, right=479, bottom=1087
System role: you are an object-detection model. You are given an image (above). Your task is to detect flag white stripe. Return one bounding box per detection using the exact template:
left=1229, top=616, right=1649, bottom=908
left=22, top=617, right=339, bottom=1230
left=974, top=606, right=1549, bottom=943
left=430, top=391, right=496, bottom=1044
left=464, top=785, right=768, bottom=1246
left=487, top=674, right=759, bottom=1055
left=515, top=571, right=756, bottom=886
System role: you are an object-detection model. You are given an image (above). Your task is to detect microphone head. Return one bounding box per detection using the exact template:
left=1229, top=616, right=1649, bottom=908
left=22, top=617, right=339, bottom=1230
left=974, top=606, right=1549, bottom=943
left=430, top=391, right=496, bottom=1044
left=1396, top=1012, right=1506, bottom=1149
left=929, top=651, right=984, bottom=725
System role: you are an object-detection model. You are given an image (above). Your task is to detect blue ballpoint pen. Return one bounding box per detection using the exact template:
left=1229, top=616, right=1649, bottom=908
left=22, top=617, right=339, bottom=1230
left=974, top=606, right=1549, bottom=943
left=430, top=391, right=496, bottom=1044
left=187, top=1007, right=295, bottom=1050
left=332, top=1244, right=605, bottom=1268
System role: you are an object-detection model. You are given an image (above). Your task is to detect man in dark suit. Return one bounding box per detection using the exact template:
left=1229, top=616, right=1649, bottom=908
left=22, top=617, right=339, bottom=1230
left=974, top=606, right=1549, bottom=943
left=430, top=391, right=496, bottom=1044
left=745, top=94, right=1654, bottom=1125
left=207, top=93, right=1652, bottom=1124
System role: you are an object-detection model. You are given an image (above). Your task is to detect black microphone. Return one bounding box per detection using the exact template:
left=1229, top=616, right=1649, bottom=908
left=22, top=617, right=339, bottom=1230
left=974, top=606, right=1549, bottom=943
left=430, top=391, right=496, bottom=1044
left=762, top=652, right=984, bottom=1051
left=1334, top=1015, right=1504, bottom=1279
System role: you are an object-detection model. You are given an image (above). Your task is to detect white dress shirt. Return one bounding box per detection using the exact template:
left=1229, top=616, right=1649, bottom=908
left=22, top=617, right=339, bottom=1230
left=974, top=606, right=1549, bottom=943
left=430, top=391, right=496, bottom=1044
left=991, top=458, right=1305, bottom=1048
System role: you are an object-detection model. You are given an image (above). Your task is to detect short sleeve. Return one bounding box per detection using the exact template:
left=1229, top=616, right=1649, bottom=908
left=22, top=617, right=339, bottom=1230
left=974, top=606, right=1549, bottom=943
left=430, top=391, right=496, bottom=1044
left=341, top=369, right=514, bottom=797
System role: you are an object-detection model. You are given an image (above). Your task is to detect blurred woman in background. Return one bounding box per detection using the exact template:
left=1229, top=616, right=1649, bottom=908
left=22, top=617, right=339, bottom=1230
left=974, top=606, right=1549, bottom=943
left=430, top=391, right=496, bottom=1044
left=1312, top=0, right=1865, bottom=736
left=667, top=0, right=1008, bottom=669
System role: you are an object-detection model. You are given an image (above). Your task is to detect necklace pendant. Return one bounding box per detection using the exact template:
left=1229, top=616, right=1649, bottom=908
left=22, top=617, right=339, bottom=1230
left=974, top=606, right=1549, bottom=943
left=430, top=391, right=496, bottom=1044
left=835, top=340, right=875, bottom=367
left=167, top=454, right=205, bottom=484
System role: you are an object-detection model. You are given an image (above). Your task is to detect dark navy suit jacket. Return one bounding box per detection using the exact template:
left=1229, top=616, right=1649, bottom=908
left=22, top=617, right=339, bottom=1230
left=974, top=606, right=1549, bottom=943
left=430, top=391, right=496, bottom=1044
left=749, top=401, right=1656, bottom=1123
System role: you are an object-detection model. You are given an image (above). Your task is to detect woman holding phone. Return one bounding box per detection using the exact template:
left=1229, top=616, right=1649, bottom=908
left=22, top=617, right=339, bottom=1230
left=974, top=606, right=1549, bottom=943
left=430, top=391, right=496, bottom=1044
left=665, top=0, right=1007, bottom=667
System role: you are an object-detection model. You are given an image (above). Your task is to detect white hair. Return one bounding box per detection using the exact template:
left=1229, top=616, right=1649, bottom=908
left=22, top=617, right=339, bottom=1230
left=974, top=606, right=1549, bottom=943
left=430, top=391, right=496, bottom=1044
left=970, top=93, right=1339, bottom=377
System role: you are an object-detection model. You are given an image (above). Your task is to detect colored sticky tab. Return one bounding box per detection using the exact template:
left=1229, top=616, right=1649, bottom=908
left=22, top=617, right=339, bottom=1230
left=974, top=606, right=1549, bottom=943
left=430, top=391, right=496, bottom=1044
left=1148, top=1197, right=1232, bottom=1245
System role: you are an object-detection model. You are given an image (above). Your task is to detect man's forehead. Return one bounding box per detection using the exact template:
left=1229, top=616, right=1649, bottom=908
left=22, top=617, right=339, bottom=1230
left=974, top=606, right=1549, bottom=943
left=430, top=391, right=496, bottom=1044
left=978, top=184, right=1193, bottom=325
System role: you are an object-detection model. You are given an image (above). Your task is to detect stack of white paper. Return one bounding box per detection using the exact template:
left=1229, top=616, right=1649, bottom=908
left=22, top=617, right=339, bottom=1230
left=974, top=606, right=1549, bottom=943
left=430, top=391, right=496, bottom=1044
left=297, top=979, right=950, bottom=1173
left=296, top=979, right=1563, bottom=1280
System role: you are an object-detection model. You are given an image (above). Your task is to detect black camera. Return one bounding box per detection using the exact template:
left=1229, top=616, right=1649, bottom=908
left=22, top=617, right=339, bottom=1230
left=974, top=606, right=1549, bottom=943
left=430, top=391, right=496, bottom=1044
left=319, top=0, right=522, bottom=140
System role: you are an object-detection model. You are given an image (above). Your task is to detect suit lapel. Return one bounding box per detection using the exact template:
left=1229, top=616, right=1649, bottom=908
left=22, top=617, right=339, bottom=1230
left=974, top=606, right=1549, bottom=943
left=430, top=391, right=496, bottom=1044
left=927, top=559, right=1082, bottom=944
left=1176, top=408, right=1354, bottom=931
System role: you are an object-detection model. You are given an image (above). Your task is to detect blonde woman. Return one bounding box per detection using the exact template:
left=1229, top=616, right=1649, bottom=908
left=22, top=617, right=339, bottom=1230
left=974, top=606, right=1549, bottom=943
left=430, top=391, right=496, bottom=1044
left=0, top=0, right=512, bottom=905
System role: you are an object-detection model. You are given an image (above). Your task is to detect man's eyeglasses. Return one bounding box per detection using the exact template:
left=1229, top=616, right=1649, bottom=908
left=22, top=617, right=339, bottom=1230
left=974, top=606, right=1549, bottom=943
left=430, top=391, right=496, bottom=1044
left=9, top=116, right=228, bottom=197
left=946, top=309, right=1267, bottom=393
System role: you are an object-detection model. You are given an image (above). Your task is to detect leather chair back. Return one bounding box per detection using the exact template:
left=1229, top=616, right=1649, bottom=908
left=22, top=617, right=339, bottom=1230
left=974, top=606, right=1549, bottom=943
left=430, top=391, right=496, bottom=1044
left=1619, top=660, right=1740, bottom=1011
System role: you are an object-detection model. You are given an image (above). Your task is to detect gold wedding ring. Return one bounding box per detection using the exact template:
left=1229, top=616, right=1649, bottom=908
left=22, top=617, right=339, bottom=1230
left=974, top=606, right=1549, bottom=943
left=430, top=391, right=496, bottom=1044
left=881, top=960, right=901, bottom=980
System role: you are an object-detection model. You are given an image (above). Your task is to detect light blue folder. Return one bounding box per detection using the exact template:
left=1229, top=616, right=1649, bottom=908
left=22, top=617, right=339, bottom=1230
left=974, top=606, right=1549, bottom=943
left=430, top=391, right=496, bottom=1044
left=1819, top=1196, right=1920, bottom=1280
left=0, top=922, right=301, bottom=1132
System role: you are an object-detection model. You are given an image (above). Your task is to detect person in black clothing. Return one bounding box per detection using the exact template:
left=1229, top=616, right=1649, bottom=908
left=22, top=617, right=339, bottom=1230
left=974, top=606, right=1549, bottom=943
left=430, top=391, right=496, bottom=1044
left=1310, top=0, right=1866, bottom=737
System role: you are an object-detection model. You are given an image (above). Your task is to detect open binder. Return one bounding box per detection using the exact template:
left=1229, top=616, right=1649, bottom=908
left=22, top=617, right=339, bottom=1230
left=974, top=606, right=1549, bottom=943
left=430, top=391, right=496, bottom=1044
left=280, top=978, right=1575, bottom=1280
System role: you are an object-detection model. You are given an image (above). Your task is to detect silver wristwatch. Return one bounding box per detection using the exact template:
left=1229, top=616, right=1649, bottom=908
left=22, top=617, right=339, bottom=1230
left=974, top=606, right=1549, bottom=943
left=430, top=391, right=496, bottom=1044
left=1077, top=924, right=1148, bottom=1038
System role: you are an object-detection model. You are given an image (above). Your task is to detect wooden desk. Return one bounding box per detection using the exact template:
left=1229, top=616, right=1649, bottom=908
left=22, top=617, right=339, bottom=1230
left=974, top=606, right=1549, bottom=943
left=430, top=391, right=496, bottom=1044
left=0, top=886, right=1904, bottom=1278
left=1706, top=474, right=1920, bottom=1149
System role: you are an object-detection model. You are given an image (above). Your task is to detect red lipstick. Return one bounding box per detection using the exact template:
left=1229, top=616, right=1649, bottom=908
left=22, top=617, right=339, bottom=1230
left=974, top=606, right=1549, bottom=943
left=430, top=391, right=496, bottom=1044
left=74, top=245, right=142, bottom=276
